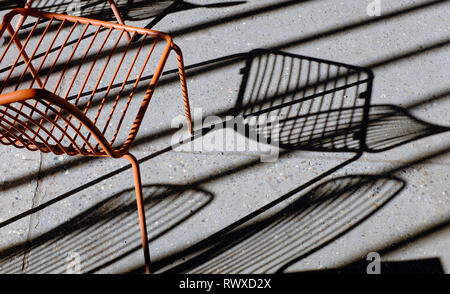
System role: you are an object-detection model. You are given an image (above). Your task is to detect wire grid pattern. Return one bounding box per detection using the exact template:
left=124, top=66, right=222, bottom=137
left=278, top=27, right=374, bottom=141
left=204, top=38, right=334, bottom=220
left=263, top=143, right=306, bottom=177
left=0, top=185, right=213, bottom=274
left=236, top=50, right=373, bottom=152
left=22, top=0, right=176, bottom=21
left=0, top=10, right=170, bottom=156
left=176, top=176, right=403, bottom=274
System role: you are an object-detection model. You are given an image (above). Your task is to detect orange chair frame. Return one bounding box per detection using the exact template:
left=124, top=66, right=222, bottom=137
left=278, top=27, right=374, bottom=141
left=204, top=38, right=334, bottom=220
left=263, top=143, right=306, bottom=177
left=0, top=8, right=193, bottom=273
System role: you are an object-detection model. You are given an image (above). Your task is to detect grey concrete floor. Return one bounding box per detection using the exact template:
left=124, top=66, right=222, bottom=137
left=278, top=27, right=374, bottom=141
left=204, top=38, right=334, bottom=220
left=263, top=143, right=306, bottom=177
left=0, top=0, right=448, bottom=274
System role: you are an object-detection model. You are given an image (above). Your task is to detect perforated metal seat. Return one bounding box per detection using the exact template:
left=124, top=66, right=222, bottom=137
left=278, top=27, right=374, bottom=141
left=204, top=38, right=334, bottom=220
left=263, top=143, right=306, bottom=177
left=0, top=8, right=193, bottom=273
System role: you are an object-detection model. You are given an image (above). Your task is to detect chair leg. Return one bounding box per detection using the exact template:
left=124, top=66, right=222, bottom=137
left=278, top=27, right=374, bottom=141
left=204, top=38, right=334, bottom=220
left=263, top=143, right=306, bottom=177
left=107, top=0, right=131, bottom=40
left=123, top=153, right=151, bottom=274
left=16, top=0, right=34, bottom=31
left=172, top=44, right=193, bottom=134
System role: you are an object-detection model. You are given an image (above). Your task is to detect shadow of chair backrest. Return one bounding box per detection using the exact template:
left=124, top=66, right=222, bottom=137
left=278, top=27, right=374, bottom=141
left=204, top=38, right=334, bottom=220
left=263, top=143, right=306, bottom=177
left=164, top=174, right=404, bottom=274
left=0, top=184, right=213, bottom=273
left=22, top=0, right=246, bottom=22
left=300, top=257, right=445, bottom=274
left=8, top=0, right=90, bottom=15
left=233, top=49, right=374, bottom=153
left=116, top=0, right=247, bottom=21
left=10, top=0, right=176, bottom=21
left=0, top=0, right=23, bottom=11
left=80, top=0, right=178, bottom=21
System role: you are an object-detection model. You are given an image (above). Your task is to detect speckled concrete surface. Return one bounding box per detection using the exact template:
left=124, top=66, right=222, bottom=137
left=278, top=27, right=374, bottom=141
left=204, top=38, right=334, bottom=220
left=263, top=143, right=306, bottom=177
left=0, top=0, right=448, bottom=274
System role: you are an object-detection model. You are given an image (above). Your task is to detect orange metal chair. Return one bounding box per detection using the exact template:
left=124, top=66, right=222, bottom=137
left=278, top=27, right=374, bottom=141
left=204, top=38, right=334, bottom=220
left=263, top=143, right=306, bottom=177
left=0, top=8, right=193, bottom=273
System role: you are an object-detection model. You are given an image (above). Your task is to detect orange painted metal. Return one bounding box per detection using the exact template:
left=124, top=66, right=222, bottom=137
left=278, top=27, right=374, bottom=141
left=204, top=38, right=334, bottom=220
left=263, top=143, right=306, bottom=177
left=0, top=8, right=193, bottom=273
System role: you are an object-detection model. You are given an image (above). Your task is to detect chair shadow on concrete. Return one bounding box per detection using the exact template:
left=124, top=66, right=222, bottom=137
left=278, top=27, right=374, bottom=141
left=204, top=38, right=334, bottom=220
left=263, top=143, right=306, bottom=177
left=7, top=0, right=246, bottom=23
left=0, top=49, right=448, bottom=273
left=161, top=174, right=405, bottom=273
left=0, top=184, right=213, bottom=273
left=225, top=49, right=447, bottom=154
left=87, top=0, right=247, bottom=23
left=138, top=49, right=448, bottom=273
left=0, top=0, right=22, bottom=12
left=300, top=257, right=445, bottom=274
left=142, top=148, right=449, bottom=274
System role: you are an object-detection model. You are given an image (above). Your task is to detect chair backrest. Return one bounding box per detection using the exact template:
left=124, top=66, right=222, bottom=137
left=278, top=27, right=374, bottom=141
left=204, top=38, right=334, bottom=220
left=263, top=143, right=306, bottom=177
left=0, top=9, right=173, bottom=156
